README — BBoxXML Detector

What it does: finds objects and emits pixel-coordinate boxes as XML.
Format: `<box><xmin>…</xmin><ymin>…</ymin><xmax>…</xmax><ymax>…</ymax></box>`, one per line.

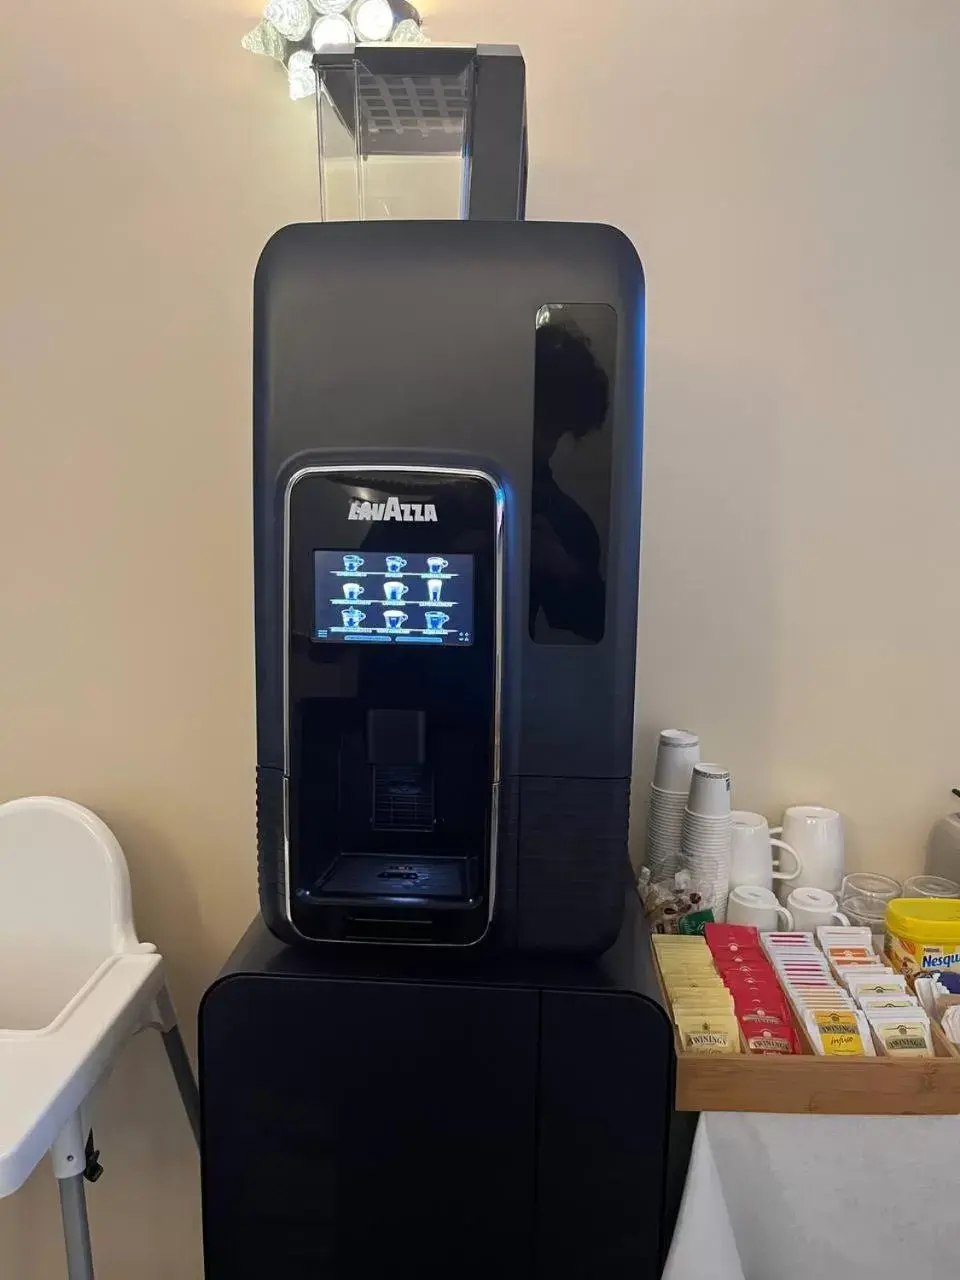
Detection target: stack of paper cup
<box><xmin>645</xmin><ymin>730</ymin><xmax>700</xmax><ymax>881</ymax></box>
<box><xmin>680</xmin><ymin>763</ymin><xmax>733</xmax><ymax>920</ymax></box>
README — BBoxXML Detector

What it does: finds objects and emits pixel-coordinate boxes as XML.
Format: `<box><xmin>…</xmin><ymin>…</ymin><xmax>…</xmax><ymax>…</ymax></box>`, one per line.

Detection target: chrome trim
<box><xmin>281</xmin><ymin>463</ymin><xmax>505</xmax><ymax>945</ymax></box>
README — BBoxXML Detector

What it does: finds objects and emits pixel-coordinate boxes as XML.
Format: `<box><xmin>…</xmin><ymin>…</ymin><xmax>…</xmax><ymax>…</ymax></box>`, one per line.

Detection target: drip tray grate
<box><xmin>314</xmin><ymin>855</ymin><xmax>469</xmax><ymax>900</ymax></box>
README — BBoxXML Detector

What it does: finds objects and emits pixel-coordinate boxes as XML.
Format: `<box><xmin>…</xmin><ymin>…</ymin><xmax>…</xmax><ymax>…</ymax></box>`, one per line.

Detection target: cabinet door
<box><xmin>536</xmin><ymin>990</ymin><xmax>673</xmax><ymax>1280</ymax></box>
<box><xmin>202</xmin><ymin>975</ymin><xmax>539</xmax><ymax>1279</ymax></box>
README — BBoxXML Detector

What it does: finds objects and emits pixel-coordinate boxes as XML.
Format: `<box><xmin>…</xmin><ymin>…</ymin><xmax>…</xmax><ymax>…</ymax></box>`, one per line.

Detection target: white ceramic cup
<box><xmin>773</xmin><ymin>805</ymin><xmax>844</xmax><ymax>899</ymax></box>
<box><xmin>652</xmin><ymin>729</ymin><xmax>700</xmax><ymax>792</ymax></box>
<box><xmin>729</xmin><ymin>811</ymin><xmax>803</xmax><ymax>893</ymax></box>
<box><xmin>785</xmin><ymin>886</ymin><xmax>849</xmax><ymax>930</ymax></box>
<box><xmin>726</xmin><ymin>885</ymin><xmax>794</xmax><ymax>932</ymax></box>
<box><xmin>687</xmin><ymin>764</ymin><xmax>731</xmax><ymax>817</ymax></box>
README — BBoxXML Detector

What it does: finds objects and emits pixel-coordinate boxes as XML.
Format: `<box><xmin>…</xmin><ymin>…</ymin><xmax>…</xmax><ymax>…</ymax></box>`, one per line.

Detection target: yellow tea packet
<box><xmin>674</xmin><ymin>1013</ymin><xmax>741</xmax><ymax>1055</ymax></box>
<box><xmin>804</xmin><ymin>1008</ymin><xmax>872</xmax><ymax>1056</ymax></box>
<box><xmin>867</xmin><ymin>1012</ymin><xmax>933</xmax><ymax>1058</ymax></box>
<box><xmin>670</xmin><ymin>989</ymin><xmax>736</xmax><ymax>1012</ymax></box>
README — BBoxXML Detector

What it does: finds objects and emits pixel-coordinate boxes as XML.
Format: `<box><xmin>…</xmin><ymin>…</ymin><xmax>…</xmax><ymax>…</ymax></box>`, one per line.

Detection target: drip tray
<box><xmin>314</xmin><ymin>854</ymin><xmax>472</xmax><ymax>901</ymax></box>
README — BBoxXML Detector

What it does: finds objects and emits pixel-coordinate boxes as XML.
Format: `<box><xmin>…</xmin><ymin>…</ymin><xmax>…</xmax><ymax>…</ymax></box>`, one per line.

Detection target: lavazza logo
<box><xmin>348</xmin><ymin>497</ymin><xmax>437</xmax><ymax>523</ymax></box>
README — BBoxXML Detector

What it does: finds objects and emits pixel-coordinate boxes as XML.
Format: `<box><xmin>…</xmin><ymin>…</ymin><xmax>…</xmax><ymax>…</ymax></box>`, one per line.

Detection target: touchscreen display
<box><xmin>313</xmin><ymin>551</ymin><xmax>475</xmax><ymax>646</ymax></box>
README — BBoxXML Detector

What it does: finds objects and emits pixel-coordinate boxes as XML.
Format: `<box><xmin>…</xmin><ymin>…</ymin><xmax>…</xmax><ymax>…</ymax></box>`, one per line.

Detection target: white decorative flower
<box><xmin>353</xmin><ymin>0</ymin><xmax>395</xmax><ymax>42</ymax></box>
<box><xmin>242</xmin><ymin>2</ymin><xmax>429</xmax><ymax>100</ymax></box>
<box><xmin>392</xmin><ymin>18</ymin><xmax>426</xmax><ymax>44</ymax></box>
<box><xmin>241</xmin><ymin>20</ymin><xmax>287</xmax><ymax>60</ymax></box>
<box><xmin>287</xmin><ymin>49</ymin><xmax>317</xmax><ymax>99</ymax></box>
<box><xmin>264</xmin><ymin>0</ymin><xmax>313</xmax><ymax>42</ymax></box>
<box><xmin>311</xmin><ymin>14</ymin><xmax>354</xmax><ymax>48</ymax></box>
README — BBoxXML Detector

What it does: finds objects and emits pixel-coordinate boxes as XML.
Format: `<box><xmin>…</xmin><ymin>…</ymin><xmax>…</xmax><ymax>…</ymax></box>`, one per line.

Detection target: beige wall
<box><xmin>1</xmin><ymin>1</ymin><xmax>958</xmax><ymax>1273</ymax></box>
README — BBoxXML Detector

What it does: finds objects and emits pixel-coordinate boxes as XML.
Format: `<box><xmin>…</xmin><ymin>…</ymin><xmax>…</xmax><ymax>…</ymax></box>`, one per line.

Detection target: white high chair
<box><xmin>0</xmin><ymin>796</ymin><xmax>200</xmax><ymax>1279</ymax></box>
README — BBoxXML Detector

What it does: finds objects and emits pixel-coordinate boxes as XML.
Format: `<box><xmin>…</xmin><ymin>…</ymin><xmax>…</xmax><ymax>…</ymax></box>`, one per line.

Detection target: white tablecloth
<box><xmin>664</xmin><ymin>1111</ymin><xmax>960</xmax><ymax>1280</ymax></box>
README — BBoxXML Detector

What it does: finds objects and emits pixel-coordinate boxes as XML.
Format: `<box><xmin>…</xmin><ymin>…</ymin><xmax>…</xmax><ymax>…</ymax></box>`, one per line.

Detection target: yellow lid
<box><xmin>885</xmin><ymin>897</ymin><xmax>960</xmax><ymax>943</ymax></box>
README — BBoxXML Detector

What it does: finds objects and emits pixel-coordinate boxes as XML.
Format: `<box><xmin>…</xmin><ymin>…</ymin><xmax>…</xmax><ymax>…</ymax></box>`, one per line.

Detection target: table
<box><xmin>664</xmin><ymin>1111</ymin><xmax>960</xmax><ymax>1279</ymax></box>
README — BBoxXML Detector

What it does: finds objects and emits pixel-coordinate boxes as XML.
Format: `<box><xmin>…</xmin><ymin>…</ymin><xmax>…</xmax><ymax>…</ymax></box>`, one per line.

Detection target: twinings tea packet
<box><xmin>858</xmin><ymin>994</ymin><xmax>921</xmax><ymax>1012</ymax></box>
<box><xmin>739</xmin><ymin>1019</ymin><xmax>800</xmax><ymax>1055</ymax></box>
<box><xmin>816</xmin><ymin>926</ymin><xmax>874</xmax><ymax>952</ymax></box>
<box><xmin>664</xmin><ymin>984</ymin><xmax>724</xmax><ymax>1005</ymax></box>
<box><xmin>826</xmin><ymin>948</ymin><xmax>875</xmax><ymax>964</ymax></box>
<box><xmin>660</xmin><ymin>966</ymin><xmax>721</xmax><ymax>986</ymax></box>
<box><xmin>703</xmin><ymin>924</ymin><xmax>761</xmax><ymax>951</ymax></box>
<box><xmin>846</xmin><ymin>973</ymin><xmax>907</xmax><ymax>1000</ymax></box>
<box><xmin>672</xmin><ymin>999</ymin><xmax>737</xmax><ymax>1020</ymax></box>
<box><xmin>653</xmin><ymin>933</ymin><xmax>708</xmax><ymax>948</ymax></box>
<box><xmin>832</xmin><ymin>958</ymin><xmax>887</xmax><ymax>976</ymax></box>
<box><xmin>658</xmin><ymin>952</ymin><xmax>717</xmax><ymax>968</ymax></box>
<box><xmin>867</xmin><ymin>1012</ymin><xmax>933</xmax><ymax>1058</ymax></box>
<box><xmin>674</xmin><ymin>1013</ymin><xmax>741</xmax><ymax>1055</ymax></box>
<box><xmin>804</xmin><ymin>1008</ymin><xmax>873</xmax><ymax>1056</ymax></box>
<box><xmin>657</xmin><ymin>948</ymin><xmax>715</xmax><ymax>966</ymax></box>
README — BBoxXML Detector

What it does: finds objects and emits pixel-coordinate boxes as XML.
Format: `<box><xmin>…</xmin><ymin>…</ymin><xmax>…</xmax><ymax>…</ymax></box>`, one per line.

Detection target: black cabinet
<box><xmin>200</xmin><ymin>893</ymin><xmax>674</xmax><ymax>1279</ymax></box>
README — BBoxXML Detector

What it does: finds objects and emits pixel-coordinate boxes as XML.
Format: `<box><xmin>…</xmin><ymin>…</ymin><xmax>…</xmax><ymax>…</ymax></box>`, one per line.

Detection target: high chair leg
<box><xmin>154</xmin><ymin>983</ymin><xmax>201</xmax><ymax>1148</ymax></box>
<box><xmin>52</xmin><ymin>1112</ymin><xmax>95</xmax><ymax>1280</ymax></box>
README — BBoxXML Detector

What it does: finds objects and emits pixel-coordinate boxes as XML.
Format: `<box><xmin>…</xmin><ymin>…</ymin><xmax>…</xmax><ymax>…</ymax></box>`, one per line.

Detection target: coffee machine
<box><xmin>255</xmin><ymin>219</ymin><xmax>644</xmax><ymax>951</ymax></box>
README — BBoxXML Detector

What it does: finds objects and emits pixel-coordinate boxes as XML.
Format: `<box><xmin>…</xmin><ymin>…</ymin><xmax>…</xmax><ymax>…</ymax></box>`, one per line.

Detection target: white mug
<box><xmin>785</xmin><ymin>886</ymin><xmax>849</xmax><ymax>931</ymax></box>
<box><xmin>773</xmin><ymin>805</ymin><xmax>844</xmax><ymax>901</ymax></box>
<box><xmin>726</xmin><ymin>885</ymin><xmax>794</xmax><ymax>932</ymax></box>
<box><xmin>729</xmin><ymin>811</ymin><xmax>803</xmax><ymax>893</ymax></box>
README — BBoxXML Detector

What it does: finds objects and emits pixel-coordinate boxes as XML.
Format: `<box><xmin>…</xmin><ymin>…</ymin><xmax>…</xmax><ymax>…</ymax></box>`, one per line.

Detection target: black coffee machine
<box><xmin>255</xmin><ymin>219</ymin><xmax>644</xmax><ymax>951</ymax></box>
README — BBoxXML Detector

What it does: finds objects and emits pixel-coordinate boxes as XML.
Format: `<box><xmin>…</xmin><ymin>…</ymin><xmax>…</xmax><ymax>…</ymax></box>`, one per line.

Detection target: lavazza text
<box><xmin>348</xmin><ymin>498</ymin><xmax>438</xmax><ymax>523</ymax></box>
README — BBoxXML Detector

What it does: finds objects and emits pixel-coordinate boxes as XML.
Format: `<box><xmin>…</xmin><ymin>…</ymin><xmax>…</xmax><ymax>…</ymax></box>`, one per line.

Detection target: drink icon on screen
<box><xmin>385</xmin><ymin>555</ymin><xmax>407</xmax><ymax>574</ymax></box>
<box><xmin>341</xmin><ymin>608</ymin><xmax>365</xmax><ymax>629</ymax></box>
<box><xmin>342</xmin><ymin>582</ymin><xmax>363</xmax><ymax>601</ymax></box>
<box><xmin>383</xmin><ymin>580</ymin><xmax>408</xmax><ymax>602</ymax></box>
<box><xmin>426</xmin><ymin>556</ymin><xmax>448</xmax><ymax>574</ymax></box>
<box><xmin>383</xmin><ymin>610</ymin><xmax>408</xmax><ymax>632</ymax></box>
<box><xmin>424</xmin><ymin>612</ymin><xmax>450</xmax><ymax>633</ymax></box>
<box><xmin>426</xmin><ymin>578</ymin><xmax>444</xmax><ymax>603</ymax></box>
<box><xmin>342</xmin><ymin>554</ymin><xmax>364</xmax><ymax>573</ymax></box>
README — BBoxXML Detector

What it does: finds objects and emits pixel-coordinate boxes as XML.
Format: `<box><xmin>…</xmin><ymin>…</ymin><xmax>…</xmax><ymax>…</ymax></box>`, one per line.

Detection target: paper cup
<box><xmin>687</xmin><ymin>764</ymin><xmax>731</xmax><ymax>817</ymax></box>
<box><xmin>652</xmin><ymin>729</ymin><xmax>700</xmax><ymax>792</ymax></box>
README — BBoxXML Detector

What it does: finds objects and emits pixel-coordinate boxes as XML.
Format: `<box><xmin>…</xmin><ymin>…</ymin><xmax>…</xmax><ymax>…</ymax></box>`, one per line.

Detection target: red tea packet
<box><xmin>704</xmin><ymin>924</ymin><xmax>761</xmax><ymax>953</ymax></box>
<box><xmin>739</xmin><ymin>1018</ymin><xmax>800</xmax><ymax>1055</ymax></box>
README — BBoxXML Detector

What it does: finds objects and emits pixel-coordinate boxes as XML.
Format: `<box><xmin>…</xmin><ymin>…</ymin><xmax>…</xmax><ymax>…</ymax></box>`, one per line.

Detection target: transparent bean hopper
<box><xmin>313</xmin><ymin>43</ymin><xmax>527</xmax><ymax>221</ymax></box>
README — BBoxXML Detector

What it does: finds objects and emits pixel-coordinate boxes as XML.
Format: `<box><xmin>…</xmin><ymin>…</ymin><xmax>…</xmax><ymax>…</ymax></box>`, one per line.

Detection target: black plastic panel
<box><xmin>201</xmin><ymin>975</ymin><xmax>539</xmax><ymax>1279</ymax></box>
<box><xmin>286</xmin><ymin>467</ymin><xmax>499</xmax><ymax>946</ymax></box>
<box><xmin>254</xmin><ymin>221</ymin><xmax>643</xmax><ymax>786</ymax></box>
<box><xmin>537</xmin><ymin>989</ymin><xmax>672</xmax><ymax>1277</ymax></box>
<box><xmin>530</xmin><ymin>304</ymin><xmax>617</xmax><ymax>645</ymax></box>
<box><xmin>517</xmin><ymin>777</ymin><xmax>631</xmax><ymax>954</ymax></box>
<box><xmin>256</xmin><ymin>766</ymin><xmax>295</xmax><ymax>946</ymax></box>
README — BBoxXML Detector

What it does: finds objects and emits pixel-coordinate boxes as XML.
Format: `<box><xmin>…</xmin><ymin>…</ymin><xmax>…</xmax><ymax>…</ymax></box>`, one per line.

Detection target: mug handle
<box><xmin>832</xmin><ymin>911</ymin><xmax>850</xmax><ymax>926</ymax></box>
<box><xmin>770</xmin><ymin>837</ymin><xmax>803</xmax><ymax>883</ymax></box>
<box><xmin>776</xmin><ymin>906</ymin><xmax>794</xmax><ymax>930</ymax></box>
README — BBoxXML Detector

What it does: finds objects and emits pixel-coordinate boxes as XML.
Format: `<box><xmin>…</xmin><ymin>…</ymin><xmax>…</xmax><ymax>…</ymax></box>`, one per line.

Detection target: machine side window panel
<box><xmin>529</xmin><ymin>304</ymin><xmax>617</xmax><ymax>645</ymax></box>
